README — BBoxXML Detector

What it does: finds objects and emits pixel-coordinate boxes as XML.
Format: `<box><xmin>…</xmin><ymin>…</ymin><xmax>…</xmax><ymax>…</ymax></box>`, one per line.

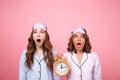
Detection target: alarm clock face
<box><xmin>55</xmin><ymin>61</ymin><xmax>69</xmax><ymax>76</ymax></box>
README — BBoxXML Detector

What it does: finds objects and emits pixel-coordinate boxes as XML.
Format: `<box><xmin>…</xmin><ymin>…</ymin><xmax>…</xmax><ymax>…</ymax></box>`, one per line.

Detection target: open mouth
<box><xmin>77</xmin><ymin>43</ymin><xmax>81</xmax><ymax>46</ymax></box>
<box><xmin>37</xmin><ymin>39</ymin><xmax>41</xmax><ymax>42</ymax></box>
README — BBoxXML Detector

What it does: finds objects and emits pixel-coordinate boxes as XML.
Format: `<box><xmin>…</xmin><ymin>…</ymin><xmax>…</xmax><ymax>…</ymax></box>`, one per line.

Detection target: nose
<box><xmin>77</xmin><ymin>37</ymin><xmax>81</xmax><ymax>41</ymax></box>
<box><xmin>37</xmin><ymin>33</ymin><xmax>40</xmax><ymax>37</ymax></box>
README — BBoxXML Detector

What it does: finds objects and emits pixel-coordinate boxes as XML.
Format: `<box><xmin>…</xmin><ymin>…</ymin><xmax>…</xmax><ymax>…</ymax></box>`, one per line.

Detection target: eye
<box><xmin>33</xmin><ymin>30</ymin><xmax>37</xmax><ymax>33</ymax></box>
<box><xmin>81</xmin><ymin>34</ymin><xmax>85</xmax><ymax>38</ymax></box>
<box><xmin>73</xmin><ymin>34</ymin><xmax>78</xmax><ymax>38</ymax></box>
<box><xmin>40</xmin><ymin>30</ymin><xmax>45</xmax><ymax>33</ymax></box>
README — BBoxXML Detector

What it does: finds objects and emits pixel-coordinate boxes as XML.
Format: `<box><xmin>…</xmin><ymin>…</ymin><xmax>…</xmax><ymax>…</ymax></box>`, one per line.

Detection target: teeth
<box><xmin>37</xmin><ymin>39</ymin><xmax>41</xmax><ymax>42</ymax></box>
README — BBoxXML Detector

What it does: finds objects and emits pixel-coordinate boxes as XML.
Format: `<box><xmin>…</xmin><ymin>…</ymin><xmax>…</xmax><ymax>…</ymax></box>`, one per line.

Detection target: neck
<box><xmin>36</xmin><ymin>47</ymin><xmax>43</xmax><ymax>59</ymax></box>
<box><xmin>36</xmin><ymin>47</ymin><xmax>43</xmax><ymax>54</ymax></box>
<box><xmin>76</xmin><ymin>50</ymin><xmax>83</xmax><ymax>54</ymax></box>
<box><xmin>36</xmin><ymin>46</ymin><xmax>42</xmax><ymax>50</ymax></box>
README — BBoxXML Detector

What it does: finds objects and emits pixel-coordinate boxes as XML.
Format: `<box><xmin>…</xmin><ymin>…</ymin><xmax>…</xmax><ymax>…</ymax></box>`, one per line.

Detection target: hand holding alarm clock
<box><xmin>53</xmin><ymin>54</ymin><xmax>70</xmax><ymax>76</ymax></box>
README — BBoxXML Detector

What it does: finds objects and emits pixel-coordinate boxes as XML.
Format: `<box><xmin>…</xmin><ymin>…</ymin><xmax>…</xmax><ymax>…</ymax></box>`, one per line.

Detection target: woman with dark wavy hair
<box><xmin>19</xmin><ymin>23</ymin><xmax>58</xmax><ymax>80</ymax></box>
<box><xmin>63</xmin><ymin>27</ymin><xmax>102</xmax><ymax>80</ymax></box>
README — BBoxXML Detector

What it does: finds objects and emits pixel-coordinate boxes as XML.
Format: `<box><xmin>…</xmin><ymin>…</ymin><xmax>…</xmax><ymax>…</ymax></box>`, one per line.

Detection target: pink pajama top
<box><xmin>64</xmin><ymin>52</ymin><xmax>102</xmax><ymax>80</ymax></box>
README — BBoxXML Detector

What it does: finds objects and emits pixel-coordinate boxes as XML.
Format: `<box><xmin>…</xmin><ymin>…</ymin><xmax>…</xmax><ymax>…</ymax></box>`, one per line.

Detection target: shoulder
<box><xmin>20</xmin><ymin>49</ymin><xmax>27</xmax><ymax>59</ymax></box>
<box><xmin>19</xmin><ymin>49</ymin><xmax>27</xmax><ymax>67</ymax></box>
<box><xmin>52</xmin><ymin>48</ymin><xmax>57</xmax><ymax>57</ymax></box>
<box><xmin>52</xmin><ymin>48</ymin><xmax>57</xmax><ymax>54</ymax></box>
<box><xmin>63</xmin><ymin>52</ymin><xmax>72</xmax><ymax>58</ymax></box>
<box><xmin>87</xmin><ymin>52</ymin><xmax>99</xmax><ymax>57</ymax></box>
<box><xmin>87</xmin><ymin>52</ymin><xmax>100</xmax><ymax>62</ymax></box>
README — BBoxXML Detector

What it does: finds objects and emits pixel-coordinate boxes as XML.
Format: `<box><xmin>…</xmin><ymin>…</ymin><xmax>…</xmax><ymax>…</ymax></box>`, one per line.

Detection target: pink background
<box><xmin>0</xmin><ymin>0</ymin><xmax>120</xmax><ymax>80</ymax></box>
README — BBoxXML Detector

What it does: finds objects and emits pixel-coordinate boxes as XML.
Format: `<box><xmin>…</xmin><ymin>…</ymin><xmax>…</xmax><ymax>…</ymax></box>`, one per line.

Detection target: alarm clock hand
<box><xmin>61</xmin><ymin>63</ymin><xmax>63</xmax><ymax>69</ymax></box>
<box><xmin>61</xmin><ymin>66</ymin><xmax>67</xmax><ymax>68</ymax></box>
<box><xmin>61</xmin><ymin>63</ymin><xmax>67</xmax><ymax>69</ymax></box>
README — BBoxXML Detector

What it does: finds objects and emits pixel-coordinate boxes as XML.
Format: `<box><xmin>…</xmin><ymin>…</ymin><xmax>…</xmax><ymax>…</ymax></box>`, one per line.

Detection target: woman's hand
<box><xmin>54</xmin><ymin>53</ymin><xmax>63</xmax><ymax>61</ymax></box>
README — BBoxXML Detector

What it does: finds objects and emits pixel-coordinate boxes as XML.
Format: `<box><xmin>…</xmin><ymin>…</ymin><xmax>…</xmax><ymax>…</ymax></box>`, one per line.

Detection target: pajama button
<box><xmin>38</xmin><ymin>71</ymin><xmax>40</xmax><ymax>73</ymax></box>
<box><xmin>80</xmin><ymin>75</ymin><xmax>82</xmax><ymax>77</ymax></box>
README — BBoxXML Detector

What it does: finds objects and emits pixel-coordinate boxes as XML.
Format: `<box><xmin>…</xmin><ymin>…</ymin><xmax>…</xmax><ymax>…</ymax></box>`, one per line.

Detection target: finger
<box><xmin>58</xmin><ymin>53</ymin><xmax>63</xmax><ymax>58</ymax></box>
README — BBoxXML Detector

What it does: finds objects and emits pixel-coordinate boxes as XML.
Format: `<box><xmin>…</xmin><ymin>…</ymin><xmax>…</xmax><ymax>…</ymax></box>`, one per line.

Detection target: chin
<box><xmin>36</xmin><ymin>45</ymin><xmax>42</xmax><ymax>48</ymax></box>
<box><xmin>77</xmin><ymin>48</ymin><xmax>82</xmax><ymax>51</ymax></box>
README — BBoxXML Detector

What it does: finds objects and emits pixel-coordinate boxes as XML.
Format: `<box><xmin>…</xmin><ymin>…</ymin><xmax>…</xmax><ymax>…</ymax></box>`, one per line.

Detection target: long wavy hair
<box><xmin>25</xmin><ymin>30</ymin><xmax>54</xmax><ymax>70</ymax></box>
<box><xmin>67</xmin><ymin>28</ymin><xmax>92</xmax><ymax>53</ymax></box>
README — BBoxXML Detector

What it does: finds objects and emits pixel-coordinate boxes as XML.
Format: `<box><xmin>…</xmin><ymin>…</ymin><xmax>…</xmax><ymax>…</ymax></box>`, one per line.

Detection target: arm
<box><xmin>92</xmin><ymin>53</ymin><xmax>102</xmax><ymax>80</ymax></box>
<box><xmin>19</xmin><ymin>50</ymin><xmax>28</xmax><ymax>80</ymax></box>
<box><xmin>52</xmin><ymin>49</ymin><xmax>62</xmax><ymax>80</ymax></box>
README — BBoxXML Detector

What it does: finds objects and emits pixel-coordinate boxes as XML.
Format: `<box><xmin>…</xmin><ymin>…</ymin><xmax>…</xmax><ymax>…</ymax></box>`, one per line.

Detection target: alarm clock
<box><xmin>53</xmin><ymin>56</ymin><xmax>70</xmax><ymax>76</ymax></box>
